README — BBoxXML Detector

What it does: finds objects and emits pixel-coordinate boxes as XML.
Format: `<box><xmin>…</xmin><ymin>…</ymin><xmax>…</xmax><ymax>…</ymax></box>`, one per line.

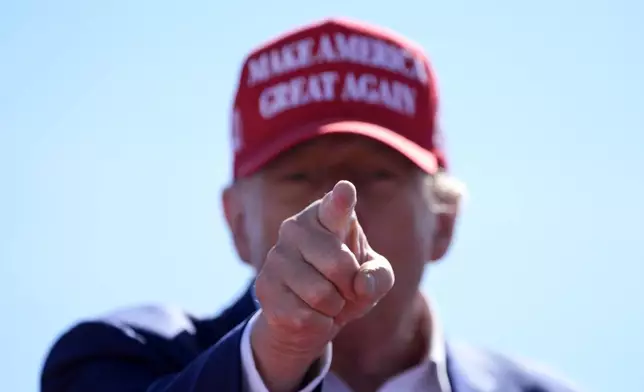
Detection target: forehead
<box><xmin>261</xmin><ymin>134</ymin><xmax>417</xmax><ymax>171</ymax></box>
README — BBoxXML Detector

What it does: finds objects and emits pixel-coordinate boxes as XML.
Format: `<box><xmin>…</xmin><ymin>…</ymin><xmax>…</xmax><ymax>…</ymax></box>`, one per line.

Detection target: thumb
<box><xmin>352</xmin><ymin>251</ymin><xmax>395</xmax><ymax>302</ymax></box>
<box><xmin>317</xmin><ymin>180</ymin><xmax>357</xmax><ymax>240</ymax></box>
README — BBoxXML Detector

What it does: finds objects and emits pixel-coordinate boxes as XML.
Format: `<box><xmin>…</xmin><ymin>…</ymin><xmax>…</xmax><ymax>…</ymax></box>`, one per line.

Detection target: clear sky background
<box><xmin>2</xmin><ymin>1</ymin><xmax>643</xmax><ymax>391</ymax></box>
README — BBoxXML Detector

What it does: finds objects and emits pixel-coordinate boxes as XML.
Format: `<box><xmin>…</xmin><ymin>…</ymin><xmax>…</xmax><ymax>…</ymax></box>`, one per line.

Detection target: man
<box><xmin>41</xmin><ymin>17</ymin><xmax>580</xmax><ymax>392</ymax></box>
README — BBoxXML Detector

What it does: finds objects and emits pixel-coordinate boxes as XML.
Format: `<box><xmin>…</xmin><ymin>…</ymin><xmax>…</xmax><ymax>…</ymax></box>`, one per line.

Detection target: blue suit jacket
<box><xmin>41</xmin><ymin>283</ymin><xmax>580</xmax><ymax>392</ymax></box>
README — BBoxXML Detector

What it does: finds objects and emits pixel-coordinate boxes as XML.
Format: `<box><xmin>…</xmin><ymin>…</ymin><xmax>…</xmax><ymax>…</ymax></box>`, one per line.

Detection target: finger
<box><xmin>352</xmin><ymin>250</ymin><xmax>395</xmax><ymax>303</ymax></box>
<box><xmin>259</xmin><ymin>281</ymin><xmax>336</xmax><ymax>343</ymax></box>
<box><xmin>330</xmin><ymin>251</ymin><xmax>395</xmax><ymax>327</ymax></box>
<box><xmin>344</xmin><ymin>215</ymin><xmax>368</xmax><ymax>264</ymax></box>
<box><xmin>317</xmin><ymin>181</ymin><xmax>357</xmax><ymax>240</ymax></box>
<box><xmin>272</xmin><ymin>243</ymin><xmax>347</xmax><ymax>317</ymax></box>
<box><xmin>279</xmin><ymin>219</ymin><xmax>359</xmax><ymax>301</ymax></box>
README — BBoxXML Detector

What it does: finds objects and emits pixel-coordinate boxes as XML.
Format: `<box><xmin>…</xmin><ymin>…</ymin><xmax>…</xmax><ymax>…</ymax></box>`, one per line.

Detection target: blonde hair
<box><xmin>426</xmin><ymin>170</ymin><xmax>467</xmax><ymax>214</ymax></box>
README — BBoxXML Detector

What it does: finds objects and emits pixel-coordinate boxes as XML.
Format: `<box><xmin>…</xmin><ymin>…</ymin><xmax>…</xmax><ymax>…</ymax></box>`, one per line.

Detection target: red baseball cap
<box><xmin>230</xmin><ymin>17</ymin><xmax>447</xmax><ymax>179</ymax></box>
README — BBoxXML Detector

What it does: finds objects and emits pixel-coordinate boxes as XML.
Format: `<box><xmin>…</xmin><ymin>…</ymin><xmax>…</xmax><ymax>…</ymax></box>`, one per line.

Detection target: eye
<box><xmin>371</xmin><ymin>169</ymin><xmax>396</xmax><ymax>180</ymax></box>
<box><xmin>282</xmin><ymin>172</ymin><xmax>312</xmax><ymax>182</ymax></box>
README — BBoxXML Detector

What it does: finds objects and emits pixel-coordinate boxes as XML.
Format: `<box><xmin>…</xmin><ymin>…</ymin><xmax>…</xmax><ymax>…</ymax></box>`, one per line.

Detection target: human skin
<box><xmin>222</xmin><ymin>134</ymin><xmax>457</xmax><ymax>392</ymax></box>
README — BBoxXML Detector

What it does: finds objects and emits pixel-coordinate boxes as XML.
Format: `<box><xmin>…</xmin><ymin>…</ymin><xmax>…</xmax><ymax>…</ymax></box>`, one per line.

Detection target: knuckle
<box><xmin>265</xmin><ymin>307</ymin><xmax>332</xmax><ymax>354</ymax></box>
<box><xmin>266</xmin><ymin>241</ymin><xmax>300</xmax><ymax>273</ymax></box>
<box><xmin>296</xmin><ymin>199</ymin><xmax>322</xmax><ymax>219</ymax></box>
<box><xmin>288</xmin><ymin>307</ymin><xmax>321</xmax><ymax>330</ymax></box>
<box><xmin>253</xmin><ymin>271</ymin><xmax>273</xmax><ymax>304</ymax></box>
<box><xmin>278</xmin><ymin>218</ymin><xmax>300</xmax><ymax>240</ymax></box>
<box><xmin>306</xmin><ymin>280</ymin><xmax>344</xmax><ymax>312</ymax></box>
<box><xmin>324</xmin><ymin>245</ymin><xmax>356</xmax><ymax>280</ymax></box>
<box><xmin>266</xmin><ymin>243</ymin><xmax>288</xmax><ymax>265</ymax></box>
<box><xmin>271</xmin><ymin>306</ymin><xmax>315</xmax><ymax>331</ymax></box>
<box><xmin>308</xmin><ymin>280</ymin><xmax>335</xmax><ymax>304</ymax></box>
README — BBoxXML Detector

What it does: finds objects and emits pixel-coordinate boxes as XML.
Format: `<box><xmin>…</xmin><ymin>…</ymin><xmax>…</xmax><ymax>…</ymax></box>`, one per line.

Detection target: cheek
<box><xmin>245</xmin><ymin>222</ymin><xmax>270</xmax><ymax>270</ymax></box>
<box><xmin>359</xmin><ymin>198</ymin><xmax>435</xmax><ymax>264</ymax></box>
<box><xmin>242</xmin><ymin>201</ymin><xmax>273</xmax><ymax>270</ymax></box>
<box><xmin>244</xmin><ymin>201</ymin><xmax>295</xmax><ymax>270</ymax></box>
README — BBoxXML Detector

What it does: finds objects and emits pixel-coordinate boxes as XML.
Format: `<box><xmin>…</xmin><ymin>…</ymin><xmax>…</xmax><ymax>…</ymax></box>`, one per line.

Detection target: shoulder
<box><xmin>96</xmin><ymin>303</ymin><xmax>198</xmax><ymax>340</ymax></box>
<box><xmin>42</xmin><ymin>287</ymin><xmax>257</xmax><ymax>389</ymax></box>
<box><xmin>43</xmin><ymin>303</ymin><xmax>204</xmax><ymax>372</ymax></box>
<box><xmin>449</xmin><ymin>342</ymin><xmax>583</xmax><ymax>392</ymax></box>
<box><xmin>41</xmin><ymin>301</ymin><xmax>256</xmax><ymax>392</ymax></box>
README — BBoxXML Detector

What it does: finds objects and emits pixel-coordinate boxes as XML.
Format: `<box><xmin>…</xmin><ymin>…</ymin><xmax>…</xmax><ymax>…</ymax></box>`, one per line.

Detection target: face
<box><xmin>223</xmin><ymin>134</ymin><xmax>455</xmax><ymax>305</ymax></box>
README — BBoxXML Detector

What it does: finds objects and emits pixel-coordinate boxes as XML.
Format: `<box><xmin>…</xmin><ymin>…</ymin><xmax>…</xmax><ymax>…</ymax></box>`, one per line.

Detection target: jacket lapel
<box><xmin>222</xmin><ymin>285</ymin><xmax>510</xmax><ymax>392</ymax></box>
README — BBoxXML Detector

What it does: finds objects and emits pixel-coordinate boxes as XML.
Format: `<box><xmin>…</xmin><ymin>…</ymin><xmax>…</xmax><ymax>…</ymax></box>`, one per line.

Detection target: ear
<box><xmin>429</xmin><ymin>203</ymin><xmax>459</xmax><ymax>262</ymax></box>
<box><xmin>222</xmin><ymin>184</ymin><xmax>252</xmax><ymax>265</ymax></box>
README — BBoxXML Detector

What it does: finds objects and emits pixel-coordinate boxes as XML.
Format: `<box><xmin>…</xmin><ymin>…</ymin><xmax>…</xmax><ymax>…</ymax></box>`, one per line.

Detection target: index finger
<box><xmin>317</xmin><ymin>181</ymin><xmax>357</xmax><ymax>240</ymax></box>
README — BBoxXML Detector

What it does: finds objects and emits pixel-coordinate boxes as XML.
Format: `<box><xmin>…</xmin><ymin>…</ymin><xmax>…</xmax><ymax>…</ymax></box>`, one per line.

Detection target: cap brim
<box><xmin>236</xmin><ymin>120</ymin><xmax>439</xmax><ymax>178</ymax></box>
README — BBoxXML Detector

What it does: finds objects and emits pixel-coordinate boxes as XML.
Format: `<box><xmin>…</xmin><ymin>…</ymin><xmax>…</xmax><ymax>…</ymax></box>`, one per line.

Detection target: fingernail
<box><xmin>364</xmin><ymin>272</ymin><xmax>376</xmax><ymax>296</ymax></box>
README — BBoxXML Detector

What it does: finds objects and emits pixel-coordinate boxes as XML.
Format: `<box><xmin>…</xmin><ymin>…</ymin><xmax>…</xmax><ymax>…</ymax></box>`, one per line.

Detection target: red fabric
<box><xmin>230</xmin><ymin>17</ymin><xmax>447</xmax><ymax>178</ymax></box>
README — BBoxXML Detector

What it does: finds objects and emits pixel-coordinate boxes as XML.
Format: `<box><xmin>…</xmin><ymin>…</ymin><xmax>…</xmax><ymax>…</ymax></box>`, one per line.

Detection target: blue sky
<box><xmin>2</xmin><ymin>1</ymin><xmax>643</xmax><ymax>391</ymax></box>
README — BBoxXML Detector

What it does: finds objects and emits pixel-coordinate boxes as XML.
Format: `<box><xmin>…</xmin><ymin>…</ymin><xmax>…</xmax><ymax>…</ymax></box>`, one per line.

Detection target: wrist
<box><xmin>250</xmin><ymin>313</ymin><xmax>324</xmax><ymax>392</ymax></box>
